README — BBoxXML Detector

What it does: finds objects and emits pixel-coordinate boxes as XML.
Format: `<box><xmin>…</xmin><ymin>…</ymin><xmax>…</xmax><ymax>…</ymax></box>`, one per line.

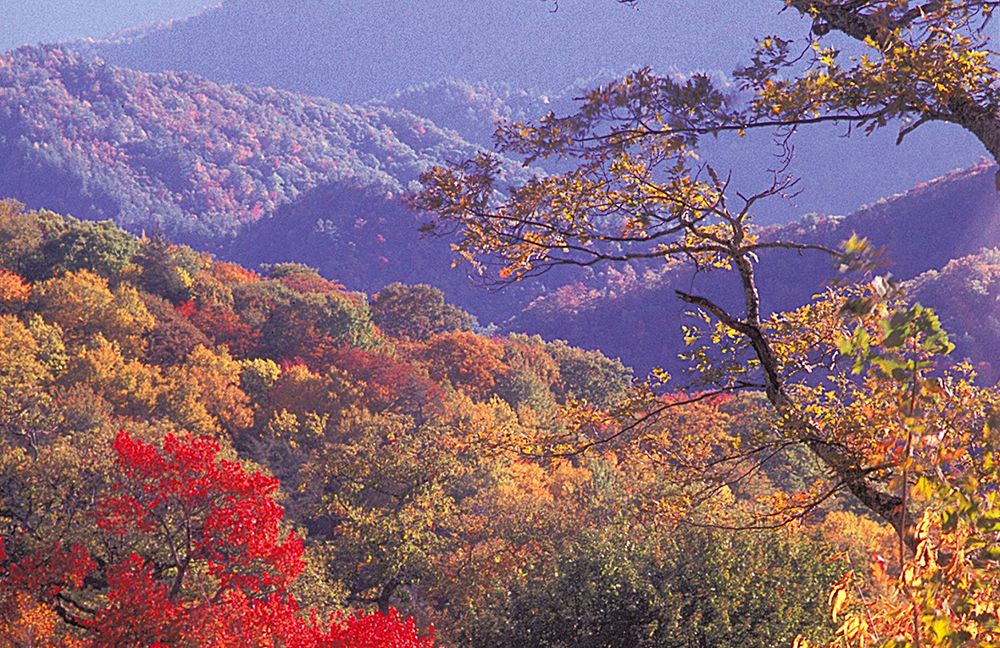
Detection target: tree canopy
<box><xmin>1</xmin><ymin>202</ymin><xmax>858</xmax><ymax>647</ymax></box>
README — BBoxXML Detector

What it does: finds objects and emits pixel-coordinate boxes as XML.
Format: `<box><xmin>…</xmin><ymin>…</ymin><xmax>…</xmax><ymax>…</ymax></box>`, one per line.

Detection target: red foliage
<box><xmin>175</xmin><ymin>299</ymin><xmax>198</xmax><ymax>318</ymax></box>
<box><xmin>1</xmin><ymin>543</ymin><xmax>94</xmax><ymax>603</ymax></box>
<box><xmin>187</xmin><ymin>302</ymin><xmax>262</xmax><ymax>357</ymax></box>
<box><xmin>88</xmin><ymin>554</ymin><xmax>190</xmax><ymax>647</ymax></box>
<box><xmin>101</xmin><ymin>431</ymin><xmax>304</xmax><ymax>592</ymax></box>
<box><xmin>0</xmin><ymin>431</ymin><xmax>435</xmax><ymax>647</ymax></box>
<box><xmin>0</xmin><ymin>269</ymin><xmax>31</xmax><ymax>307</ymax></box>
<box><xmin>327</xmin><ymin>347</ymin><xmax>443</xmax><ymax>415</ymax></box>
<box><xmin>326</xmin><ymin>609</ymin><xmax>435</xmax><ymax>648</ymax></box>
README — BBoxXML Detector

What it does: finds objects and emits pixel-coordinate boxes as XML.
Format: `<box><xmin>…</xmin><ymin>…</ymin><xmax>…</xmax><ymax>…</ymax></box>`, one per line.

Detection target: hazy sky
<box><xmin>1</xmin><ymin>0</ymin><xmax>799</xmax><ymax>70</ymax></box>
<box><xmin>0</xmin><ymin>0</ymin><xmax>212</xmax><ymax>50</ymax></box>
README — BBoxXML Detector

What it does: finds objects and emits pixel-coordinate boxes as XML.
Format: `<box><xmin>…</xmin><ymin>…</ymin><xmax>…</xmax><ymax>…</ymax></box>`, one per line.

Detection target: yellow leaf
<box><xmin>829</xmin><ymin>586</ymin><xmax>847</xmax><ymax>622</ymax></box>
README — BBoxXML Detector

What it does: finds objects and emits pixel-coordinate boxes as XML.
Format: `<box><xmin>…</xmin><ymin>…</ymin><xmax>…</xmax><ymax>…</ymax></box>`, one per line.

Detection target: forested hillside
<box><xmin>0</xmin><ymin>45</ymin><xmax>525</xmax><ymax>242</ymax></box>
<box><xmin>0</xmin><ymin>45</ymin><xmax>561</xmax><ymax>320</ymax></box>
<box><xmin>0</xmin><ymin>201</ymin><xmax>868</xmax><ymax>646</ymax></box>
<box><xmin>4</xmin><ymin>45</ymin><xmax>1000</xmax><ymax>366</ymax></box>
<box><xmin>3</xmin><ymin>1</ymin><xmax>1000</xmax><ymax>646</ymax></box>
<box><xmin>377</xmin><ymin>80</ymin><xmax>569</xmax><ymax>150</ymax></box>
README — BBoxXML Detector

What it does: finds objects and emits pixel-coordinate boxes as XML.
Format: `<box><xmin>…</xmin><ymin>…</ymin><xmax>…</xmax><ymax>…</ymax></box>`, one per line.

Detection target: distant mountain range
<box><xmin>0</xmin><ymin>45</ymin><xmax>559</xmax><ymax>321</ymax></box>
<box><xmin>68</xmin><ymin>0</ymin><xmax>985</xmax><ymax>223</ymax></box>
<box><xmin>76</xmin><ymin>0</ymin><xmax>786</xmax><ymax>103</ymax></box>
<box><xmin>0</xmin><ymin>45</ymin><xmax>523</xmax><ymax>240</ymax></box>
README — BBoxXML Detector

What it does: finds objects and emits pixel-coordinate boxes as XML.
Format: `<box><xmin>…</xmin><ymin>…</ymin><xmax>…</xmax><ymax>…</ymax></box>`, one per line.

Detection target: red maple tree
<box><xmin>0</xmin><ymin>431</ymin><xmax>434</xmax><ymax>647</ymax></box>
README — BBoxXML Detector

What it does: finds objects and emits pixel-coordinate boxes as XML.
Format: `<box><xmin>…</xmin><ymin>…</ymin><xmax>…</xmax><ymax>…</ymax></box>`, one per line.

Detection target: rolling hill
<box><xmin>77</xmin><ymin>0</ymin><xmax>787</xmax><ymax>104</ymax></box>
<box><xmin>3</xmin><ymin>45</ymin><xmax>1000</xmax><ymax>381</ymax></box>
<box><xmin>0</xmin><ymin>45</ymin><xmax>552</xmax><ymax>320</ymax></box>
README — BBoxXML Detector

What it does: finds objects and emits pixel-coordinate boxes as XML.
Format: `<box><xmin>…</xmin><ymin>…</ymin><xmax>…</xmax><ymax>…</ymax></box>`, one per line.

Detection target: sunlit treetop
<box><xmin>749</xmin><ymin>1</ymin><xmax>1000</xmax><ymax>158</ymax></box>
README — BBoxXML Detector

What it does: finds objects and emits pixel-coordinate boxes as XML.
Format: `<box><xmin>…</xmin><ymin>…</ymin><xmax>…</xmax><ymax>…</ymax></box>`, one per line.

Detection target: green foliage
<box><xmin>0</xmin><ymin>200</ymin><xmax>43</xmax><ymax>273</ymax></box>
<box><xmin>0</xmin><ymin>201</ymin><xmax>137</xmax><ymax>281</ymax></box>
<box><xmin>371</xmin><ymin>283</ymin><xmax>476</xmax><ymax>341</ymax></box>
<box><xmin>304</xmin><ymin>410</ymin><xmax>462</xmax><ymax>612</ymax></box>
<box><xmin>133</xmin><ymin>232</ymin><xmax>198</xmax><ymax>303</ymax></box>
<box><xmin>493</xmin><ymin>334</ymin><xmax>560</xmax><ymax>413</ymax></box>
<box><xmin>264</xmin><ymin>262</ymin><xmax>325</xmax><ymax>280</ymax></box>
<box><xmin>239</xmin><ymin>357</ymin><xmax>282</xmax><ymax>400</ymax></box>
<box><xmin>464</xmin><ymin>525</ymin><xmax>839</xmax><ymax>648</ymax></box>
<box><xmin>22</xmin><ymin>216</ymin><xmax>138</xmax><ymax>281</ymax></box>
<box><xmin>839</xmin><ymin>301</ymin><xmax>954</xmax><ymax>381</ymax></box>
<box><xmin>545</xmin><ymin>339</ymin><xmax>634</xmax><ymax>409</ymax></box>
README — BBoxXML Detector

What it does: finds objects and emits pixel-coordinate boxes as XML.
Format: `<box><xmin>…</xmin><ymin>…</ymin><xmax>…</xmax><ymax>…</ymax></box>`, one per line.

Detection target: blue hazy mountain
<box><xmin>74</xmin><ymin>0</ymin><xmax>985</xmax><ymax>224</ymax></box>
<box><xmin>1</xmin><ymin>44</ymin><xmax>998</xmax><ymax>377</ymax></box>
<box><xmin>80</xmin><ymin>0</ymin><xmax>789</xmax><ymax>102</ymax></box>
<box><xmin>512</xmin><ymin>163</ymin><xmax>1000</xmax><ymax>377</ymax></box>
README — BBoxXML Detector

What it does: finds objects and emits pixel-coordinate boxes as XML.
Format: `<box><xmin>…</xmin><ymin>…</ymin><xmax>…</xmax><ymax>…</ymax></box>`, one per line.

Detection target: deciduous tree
<box><xmin>1</xmin><ymin>430</ymin><xmax>436</xmax><ymax>647</ymax></box>
<box><xmin>411</xmin><ymin>32</ymin><xmax>1000</xmax><ymax>643</ymax></box>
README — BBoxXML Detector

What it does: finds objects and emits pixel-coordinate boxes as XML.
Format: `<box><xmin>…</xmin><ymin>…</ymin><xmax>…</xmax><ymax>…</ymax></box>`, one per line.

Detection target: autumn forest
<box><xmin>3</xmin><ymin>1</ymin><xmax>1000</xmax><ymax>647</ymax></box>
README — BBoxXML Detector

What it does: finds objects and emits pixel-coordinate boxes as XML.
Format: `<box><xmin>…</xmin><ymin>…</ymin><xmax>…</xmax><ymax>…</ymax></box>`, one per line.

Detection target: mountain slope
<box><xmin>0</xmin><ymin>45</ymin><xmax>556</xmax><ymax>320</ymax></box>
<box><xmin>69</xmin><ymin>0</ymin><xmax>986</xmax><ymax>226</ymax></box>
<box><xmin>4</xmin><ymin>46</ymin><xmax>1000</xmax><ymax>373</ymax></box>
<box><xmin>907</xmin><ymin>247</ymin><xmax>1000</xmax><ymax>380</ymax></box>
<box><xmin>0</xmin><ymin>45</ymin><xmax>515</xmax><ymax>241</ymax></box>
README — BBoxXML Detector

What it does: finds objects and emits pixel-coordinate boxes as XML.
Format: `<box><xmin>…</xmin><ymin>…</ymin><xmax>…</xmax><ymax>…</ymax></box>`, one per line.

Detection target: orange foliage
<box><xmin>210</xmin><ymin>261</ymin><xmax>261</xmax><ymax>285</ymax></box>
<box><xmin>0</xmin><ymin>592</ymin><xmax>84</xmax><ymax>648</ymax></box>
<box><xmin>0</xmin><ymin>270</ymin><xmax>29</xmax><ymax>310</ymax></box>
<box><xmin>276</xmin><ymin>272</ymin><xmax>345</xmax><ymax>295</ymax></box>
<box><xmin>415</xmin><ymin>331</ymin><xmax>508</xmax><ymax>400</ymax></box>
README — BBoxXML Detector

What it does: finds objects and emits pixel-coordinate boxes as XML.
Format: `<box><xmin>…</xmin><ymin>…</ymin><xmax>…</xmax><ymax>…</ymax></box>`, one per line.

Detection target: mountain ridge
<box><xmin>65</xmin><ymin>0</ymin><xmax>985</xmax><ymax>224</ymax></box>
<box><xmin>0</xmin><ymin>45</ymin><xmax>550</xmax><ymax>321</ymax></box>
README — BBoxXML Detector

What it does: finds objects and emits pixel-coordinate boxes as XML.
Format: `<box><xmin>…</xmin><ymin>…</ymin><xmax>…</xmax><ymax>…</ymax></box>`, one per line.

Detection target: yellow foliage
<box><xmin>0</xmin><ymin>314</ymin><xmax>52</xmax><ymax>393</ymax></box>
<box><xmin>33</xmin><ymin>270</ymin><xmax>154</xmax><ymax>357</ymax></box>
<box><xmin>0</xmin><ymin>593</ymin><xmax>84</xmax><ymax>648</ymax></box>
<box><xmin>181</xmin><ymin>344</ymin><xmax>254</xmax><ymax>434</ymax></box>
<box><xmin>62</xmin><ymin>334</ymin><xmax>164</xmax><ymax>417</ymax></box>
